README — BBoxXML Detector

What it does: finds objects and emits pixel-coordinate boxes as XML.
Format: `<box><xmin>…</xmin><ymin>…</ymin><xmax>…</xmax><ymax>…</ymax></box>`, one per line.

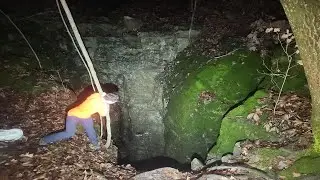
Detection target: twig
<box><xmin>17</xmin><ymin>10</ymin><xmax>57</xmax><ymax>21</ymax></box>
<box><xmin>271</xmin><ymin>77</ymin><xmax>281</xmax><ymax>90</ymax></box>
<box><xmin>262</xmin><ymin>30</ymin><xmax>298</xmax><ymax>115</ymax></box>
<box><xmin>272</xmin><ymin>33</ymin><xmax>294</xmax><ymax>115</ymax></box>
<box><xmin>262</xmin><ymin>58</ymin><xmax>272</xmax><ymax>73</ymax></box>
<box><xmin>257</xmin><ymin>70</ymin><xmax>286</xmax><ymax>77</ymax></box>
<box><xmin>0</xmin><ymin>9</ymin><xmax>42</xmax><ymax>69</ymax></box>
<box><xmin>188</xmin><ymin>0</ymin><xmax>197</xmax><ymax>41</ymax></box>
<box><xmin>260</xmin><ymin>58</ymin><xmax>282</xmax><ymax>90</ymax></box>
<box><xmin>214</xmin><ymin>48</ymin><xmax>239</xmax><ymax>59</ymax></box>
<box><xmin>273</xmin><ymin>54</ymin><xmax>292</xmax><ymax>114</ymax></box>
<box><xmin>56</xmin><ymin>70</ymin><xmax>67</xmax><ymax>91</ymax></box>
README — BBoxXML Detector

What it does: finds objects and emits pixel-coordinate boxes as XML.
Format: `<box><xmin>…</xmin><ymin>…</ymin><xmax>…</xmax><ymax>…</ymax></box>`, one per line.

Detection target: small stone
<box><xmin>233</xmin><ymin>142</ymin><xmax>242</xmax><ymax>157</ymax></box>
<box><xmin>205</xmin><ymin>154</ymin><xmax>221</xmax><ymax>165</ymax></box>
<box><xmin>132</xmin><ymin>167</ymin><xmax>184</xmax><ymax>180</ymax></box>
<box><xmin>277</xmin><ymin>160</ymin><xmax>287</xmax><ymax>170</ymax></box>
<box><xmin>10</xmin><ymin>159</ymin><xmax>18</xmax><ymax>163</ymax></box>
<box><xmin>197</xmin><ymin>174</ymin><xmax>230</xmax><ymax>180</ymax></box>
<box><xmin>191</xmin><ymin>158</ymin><xmax>204</xmax><ymax>171</ymax></box>
<box><xmin>293</xmin><ymin>172</ymin><xmax>301</xmax><ymax>177</ymax></box>
<box><xmin>16</xmin><ymin>173</ymin><xmax>23</xmax><ymax>178</ymax></box>
<box><xmin>221</xmin><ymin>154</ymin><xmax>234</xmax><ymax>163</ymax></box>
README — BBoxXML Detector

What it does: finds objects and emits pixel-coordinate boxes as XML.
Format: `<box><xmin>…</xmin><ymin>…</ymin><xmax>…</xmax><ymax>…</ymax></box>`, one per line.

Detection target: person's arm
<box><xmin>99</xmin><ymin>93</ymin><xmax>119</xmax><ymax>139</ymax></box>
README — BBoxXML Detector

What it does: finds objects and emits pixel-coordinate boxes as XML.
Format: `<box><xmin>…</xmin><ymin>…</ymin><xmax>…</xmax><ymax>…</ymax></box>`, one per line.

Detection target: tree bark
<box><xmin>281</xmin><ymin>0</ymin><xmax>320</xmax><ymax>151</ymax></box>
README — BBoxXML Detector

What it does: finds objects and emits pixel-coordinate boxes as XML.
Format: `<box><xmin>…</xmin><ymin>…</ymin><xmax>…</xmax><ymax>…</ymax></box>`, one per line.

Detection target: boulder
<box><xmin>164</xmin><ymin>49</ymin><xmax>266</xmax><ymax>163</ymax></box>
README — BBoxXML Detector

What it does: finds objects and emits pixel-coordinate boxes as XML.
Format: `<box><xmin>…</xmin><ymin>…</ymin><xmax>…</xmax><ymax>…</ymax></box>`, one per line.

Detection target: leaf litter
<box><xmin>0</xmin><ymin>87</ymin><xmax>136</xmax><ymax>179</ymax></box>
<box><xmin>246</xmin><ymin>91</ymin><xmax>312</xmax><ymax>148</ymax></box>
<box><xmin>238</xmin><ymin>91</ymin><xmax>313</xmax><ymax>173</ymax></box>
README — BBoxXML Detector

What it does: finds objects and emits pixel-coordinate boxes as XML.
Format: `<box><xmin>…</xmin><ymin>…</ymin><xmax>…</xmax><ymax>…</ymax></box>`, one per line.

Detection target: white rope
<box><xmin>58</xmin><ymin>0</ymin><xmax>112</xmax><ymax>148</ymax></box>
<box><xmin>56</xmin><ymin>0</ymin><xmax>95</xmax><ymax>92</ymax></box>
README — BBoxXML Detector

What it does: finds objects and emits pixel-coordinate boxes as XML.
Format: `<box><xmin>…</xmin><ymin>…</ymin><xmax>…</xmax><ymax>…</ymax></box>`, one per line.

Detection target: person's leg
<box><xmin>41</xmin><ymin>116</ymin><xmax>78</xmax><ymax>144</ymax></box>
<box><xmin>80</xmin><ymin>118</ymin><xmax>99</xmax><ymax>146</ymax></box>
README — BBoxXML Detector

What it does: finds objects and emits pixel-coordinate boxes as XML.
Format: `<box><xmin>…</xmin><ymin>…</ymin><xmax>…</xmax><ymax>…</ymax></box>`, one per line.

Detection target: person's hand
<box><xmin>102</xmin><ymin>93</ymin><xmax>119</xmax><ymax>104</ymax></box>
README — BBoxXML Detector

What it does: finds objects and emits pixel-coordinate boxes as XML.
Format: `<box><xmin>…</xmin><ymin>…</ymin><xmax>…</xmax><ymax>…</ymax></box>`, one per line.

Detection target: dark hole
<box><xmin>118</xmin><ymin>156</ymin><xmax>191</xmax><ymax>172</ymax></box>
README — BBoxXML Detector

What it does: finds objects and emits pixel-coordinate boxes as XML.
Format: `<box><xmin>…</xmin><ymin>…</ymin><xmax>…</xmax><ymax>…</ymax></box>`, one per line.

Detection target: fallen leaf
<box><xmin>293</xmin><ymin>172</ymin><xmax>301</xmax><ymax>177</ymax></box>
<box><xmin>253</xmin><ymin>113</ymin><xmax>260</xmax><ymax>122</ymax></box>
<box><xmin>247</xmin><ymin>113</ymin><xmax>254</xmax><ymax>120</ymax></box>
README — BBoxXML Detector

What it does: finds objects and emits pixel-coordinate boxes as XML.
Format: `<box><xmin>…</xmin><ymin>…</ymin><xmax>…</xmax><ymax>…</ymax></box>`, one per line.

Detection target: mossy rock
<box><xmin>280</xmin><ymin>155</ymin><xmax>320</xmax><ymax>179</ymax></box>
<box><xmin>209</xmin><ymin>90</ymin><xmax>278</xmax><ymax>157</ymax></box>
<box><xmin>164</xmin><ymin>49</ymin><xmax>267</xmax><ymax>163</ymax></box>
<box><xmin>248</xmin><ymin>148</ymin><xmax>293</xmax><ymax>171</ymax></box>
<box><xmin>240</xmin><ymin>147</ymin><xmax>306</xmax><ymax>174</ymax></box>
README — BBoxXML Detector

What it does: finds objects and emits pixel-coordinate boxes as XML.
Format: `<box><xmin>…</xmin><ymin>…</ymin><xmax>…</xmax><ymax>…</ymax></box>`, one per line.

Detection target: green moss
<box><xmin>311</xmin><ymin>113</ymin><xmax>320</xmax><ymax>153</ymax></box>
<box><xmin>314</xmin><ymin>141</ymin><xmax>320</xmax><ymax>153</ymax></box>
<box><xmin>280</xmin><ymin>155</ymin><xmax>320</xmax><ymax>179</ymax></box>
<box><xmin>278</xmin><ymin>145</ymin><xmax>320</xmax><ymax>179</ymax></box>
<box><xmin>164</xmin><ymin>49</ymin><xmax>267</xmax><ymax>163</ymax></box>
<box><xmin>254</xmin><ymin>148</ymin><xmax>289</xmax><ymax>169</ymax></box>
<box><xmin>227</xmin><ymin>90</ymin><xmax>266</xmax><ymax>117</ymax></box>
<box><xmin>209</xmin><ymin>90</ymin><xmax>278</xmax><ymax>156</ymax></box>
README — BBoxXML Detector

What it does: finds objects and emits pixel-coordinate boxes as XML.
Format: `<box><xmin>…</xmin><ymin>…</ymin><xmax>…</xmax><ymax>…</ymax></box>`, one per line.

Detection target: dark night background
<box><xmin>1</xmin><ymin>0</ymin><xmax>285</xmax><ymax>18</ymax></box>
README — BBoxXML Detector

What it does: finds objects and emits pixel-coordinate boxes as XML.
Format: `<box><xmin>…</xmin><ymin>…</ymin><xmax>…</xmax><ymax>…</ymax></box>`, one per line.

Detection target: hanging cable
<box><xmin>57</xmin><ymin>0</ymin><xmax>113</xmax><ymax>148</ymax></box>
<box><xmin>56</xmin><ymin>0</ymin><xmax>95</xmax><ymax>92</ymax></box>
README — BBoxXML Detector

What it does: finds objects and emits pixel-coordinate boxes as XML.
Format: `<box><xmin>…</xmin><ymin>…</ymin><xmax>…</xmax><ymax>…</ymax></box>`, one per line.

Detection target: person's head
<box><xmin>102</xmin><ymin>92</ymin><xmax>119</xmax><ymax>104</ymax></box>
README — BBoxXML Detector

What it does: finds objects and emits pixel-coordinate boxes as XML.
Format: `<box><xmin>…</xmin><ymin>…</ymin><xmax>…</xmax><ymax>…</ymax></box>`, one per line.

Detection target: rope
<box><xmin>58</xmin><ymin>0</ymin><xmax>112</xmax><ymax>148</ymax></box>
<box><xmin>56</xmin><ymin>0</ymin><xmax>95</xmax><ymax>92</ymax></box>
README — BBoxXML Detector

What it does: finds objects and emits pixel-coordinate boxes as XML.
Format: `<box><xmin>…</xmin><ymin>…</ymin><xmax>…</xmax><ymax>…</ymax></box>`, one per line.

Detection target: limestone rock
<box><xmin>131</xmin><ymin>167</ymin><xmax>185</xmax><ymax>180</ymax></box>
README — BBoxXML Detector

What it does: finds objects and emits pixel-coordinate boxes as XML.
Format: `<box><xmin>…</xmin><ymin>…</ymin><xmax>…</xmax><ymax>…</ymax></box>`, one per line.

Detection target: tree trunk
<box><xmin>280</xmin><ymin>0</ymin><xmax>320</xmax><ymax>152</ymax></box>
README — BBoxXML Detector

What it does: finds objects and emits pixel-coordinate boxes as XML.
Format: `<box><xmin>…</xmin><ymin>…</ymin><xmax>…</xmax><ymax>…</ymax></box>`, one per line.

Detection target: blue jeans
<box><xmin>42</xmin><ymin>116</ymin><xmax>98</xmax><ymax>146</ymax></box>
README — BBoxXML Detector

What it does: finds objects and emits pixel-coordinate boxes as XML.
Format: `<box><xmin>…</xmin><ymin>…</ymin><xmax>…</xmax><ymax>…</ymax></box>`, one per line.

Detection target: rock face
<box><xmin>164</xmin><ymin>50</ymin><xmax>266</xmax><ymax>163</ymax></box>
<box><xmin>1</xmin><ymin>14</ymin><xmax>269</xmax><ymax>165</ymax></box>
<box><xmin>0</xmin><ymin>12</ymin><xmax>200</xmax><ymax>161</ymax></box>
<box><xmin>78</xmin><ymin>29</ymin><xmax>199</xmax><ymax>161</ymax></box>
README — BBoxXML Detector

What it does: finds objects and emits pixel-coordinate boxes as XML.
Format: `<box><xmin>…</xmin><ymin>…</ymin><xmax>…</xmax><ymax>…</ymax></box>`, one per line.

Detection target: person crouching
<box><xmin>39</xmin><ymin>92</ymin><xmax>119</xmax><ymax>150</ymax></box>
